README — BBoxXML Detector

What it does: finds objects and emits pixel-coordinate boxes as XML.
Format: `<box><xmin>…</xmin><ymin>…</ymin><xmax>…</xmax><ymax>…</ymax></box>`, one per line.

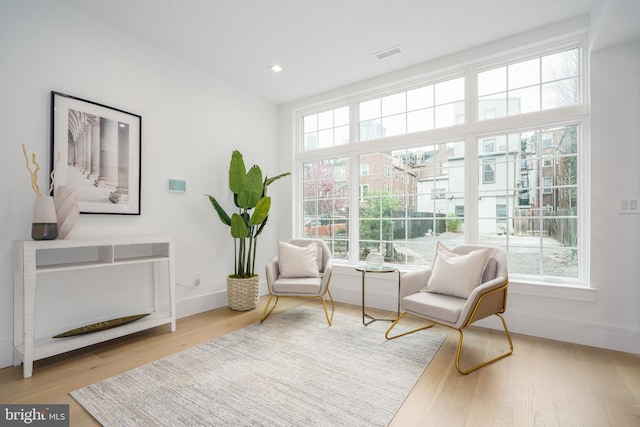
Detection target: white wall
<box><xmin>277</xmin><ymin>18</ymin><xmax>640</xmax><ymax>354</ymax></box>
<box><xmin>0</xmin><ymin>0</ymin><xmax>283</xmax><ymax>368</ymax></box>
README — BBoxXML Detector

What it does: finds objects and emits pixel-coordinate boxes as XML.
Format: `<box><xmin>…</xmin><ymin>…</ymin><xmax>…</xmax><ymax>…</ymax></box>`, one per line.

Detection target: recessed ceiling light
<box><xmin>270</xmin><ymin>64</ymin><xmax>283</xmax><ymax>72</ymax></box>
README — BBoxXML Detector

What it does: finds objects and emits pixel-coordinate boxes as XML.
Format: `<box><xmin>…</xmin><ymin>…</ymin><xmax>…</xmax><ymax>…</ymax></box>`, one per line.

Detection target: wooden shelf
<box><xmin>14</xmin><ymin>235</ymin><xmax>176</xmax><ymax>378</ymax></box>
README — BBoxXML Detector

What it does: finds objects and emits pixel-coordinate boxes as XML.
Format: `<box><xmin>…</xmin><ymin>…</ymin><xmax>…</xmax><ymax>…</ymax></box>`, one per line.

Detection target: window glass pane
<box><xmin>479</xmin><ymin>93</ymin><xmax>507</xmax><ymax>120</ymax></box>
<box><xmin>478</xmin><ymin>67</ymin><xmax>506</xmax><ymax>96</ymax></box>
<box><xmin>508</xmin><ymin>58</ymin><xmax>540</xmax><ymax>89</ymax></box>
<box><xmin>407</xmin><ymin>85</ymin><xmax>434</xmax><ymax>110</ymax></box>
<box><xmin>435</xmin><ymin>101</ymin><xmax>464</xmax><ymax>128</ymax></box>
<box><xmin>334</xmin><ymin>106</ymin><xmax>349</xmax><ymax>126</ymax></box>
<box><xmin>318</xmin><ymin>110</ymin><xmax>333</xmax><ymax>130</ymax></box>
<box><xmin>542</xmin><ymin>78</ymin><xmax>578</xmax><ymax>109</ymax></box>
<box><xmin>318</xmin><ymin>128</ymin><xmax>333</xmax><ymax>149</ymax></box>
<box><xmin>509</xmin><ymin>86</ymin><xmax>540</xmax><ymax>115</ymax></box>
<box><xmin>304</xmin><ymin>132</ymin><xmax>318</xmax><ymax>151</ymax></box>
<box><xmin>302</xmin><ymin>158</ymin><xmax>350</xmax><ymax>259</ymax></box>
<box><xmin>435</xmin><ymin>77</ymin><xmax>464</xmax><ymax>104</ymax></box>
<box><xmin>381</xmin><ymin>114</ymin><xmax>406</xmax><ymax>137</ymax></box>
<box><xmin>382</xmin><ymin>92</ymin><xmax>406</xmax><ymax>116</ymax></box>
<box><xmin>542</xmin><ymin>48</ymin><xmax>578</xmax><ymax>82</ymax></box>
<box><xmin>334</xmin><ymin>125</ymin><xmax>349</xmax><ymax>146</ymax></box>
<box><xmin>303</xmin><ymin>114</ymin><xmax>317</xmax><ymax>132</ymax></box>
<box><xmin>407</xmin><ymin>108</ymin><xmax>434</xmax><ymax>133</ymax></box>
<box><xmin>359</xmin><ymin>98</ymin><xmax>380</xmax><ymax>121</ymax></box>
<box><xmin>360</xmin><ymin>119</ymin><xmax>382</xmax><ymax>141</ymax></box>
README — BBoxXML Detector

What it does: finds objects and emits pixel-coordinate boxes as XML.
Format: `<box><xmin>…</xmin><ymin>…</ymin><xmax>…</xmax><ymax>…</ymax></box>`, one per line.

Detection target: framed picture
<box><xmin>50</xmin><ymin>91</ymin><xmax>141</xmax><ymax>215</ymax></box>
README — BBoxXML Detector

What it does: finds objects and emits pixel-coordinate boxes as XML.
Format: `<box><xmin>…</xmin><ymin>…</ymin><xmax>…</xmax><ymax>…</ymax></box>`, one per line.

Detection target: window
<box><xmin>478</xmin><ymin>48</ymin><xmax>579</xmax><ymax>120</ymax></box>
<box><xmin>359</xmin><ymin>143</ymin><xmax>465</xmax><ymax>264</ymax></box>
<box><xmin>359</xmin><ymin>76</ymin><xmax>465</xmax><ymax>141</ymax></box>
<box><xmin>295</xmin><ymin>42</ymin><xmax>586</xmax><ymax>286</ymax></box>
<box><xmin>483</xmin><ymin>138</ymin><xmax>496</xmax><ymax>153</ymax></box>
<box><xmin>302</xmin><ymin>106</ymin><xmax>349</xmax><ymax>151</ymax></box>
<box><xmin>302</xmin><ymin>158</ymin><xmax>349</xmax><ymax>259</ymax></box>
<box><xmin>477</xmin><ymin>125</ymin><xmax>579</xmax><ymax>278</ymax></box>
<box><xmin>483</xmin><ymin>159</ymin><xmax>496</xmax><ymax>184</ymax></box>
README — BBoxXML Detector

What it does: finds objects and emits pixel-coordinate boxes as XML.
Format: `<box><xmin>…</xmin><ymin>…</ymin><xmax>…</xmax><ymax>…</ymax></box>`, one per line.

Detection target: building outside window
<box><xmin>297</xmin><ymin>40</ymin><xmax>585</xmax><ymax>285</ymax></box>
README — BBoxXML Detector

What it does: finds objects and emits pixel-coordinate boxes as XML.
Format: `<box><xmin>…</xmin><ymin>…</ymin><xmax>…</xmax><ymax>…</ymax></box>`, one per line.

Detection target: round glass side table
<box><xmin>355</xmin><ymin>265</ymin><xmax>401</xmax><ymax>326</ymax></box>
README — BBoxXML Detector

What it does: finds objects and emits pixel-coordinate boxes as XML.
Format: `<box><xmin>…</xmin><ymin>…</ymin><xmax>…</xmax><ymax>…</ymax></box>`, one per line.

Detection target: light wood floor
<box><xmin>2</xmin><ymin>298</ymin><xmax>639</xmax><ymax>426</ymax></box>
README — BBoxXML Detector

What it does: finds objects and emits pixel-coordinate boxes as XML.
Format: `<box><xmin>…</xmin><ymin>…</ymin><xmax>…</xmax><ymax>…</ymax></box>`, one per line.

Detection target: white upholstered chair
<box><xmin>260</xmin><ymin>239</ymin><xmax>335</xmax><ymax>325</ymax></box>
<box><xmin>386</xmin><ymin>243</ymin><xmax>513</xmax><ymax>374</ymax></box>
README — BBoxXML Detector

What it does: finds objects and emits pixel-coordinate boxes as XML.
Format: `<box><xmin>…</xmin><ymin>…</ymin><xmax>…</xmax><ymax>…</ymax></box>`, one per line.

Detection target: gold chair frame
<box><xmin>260</xmin><ymin>273</ymin><xmax>335</xmax><ymax>326</ymax></box>
<box><xmin>385</xmin><ymin>283</ymin><xmax>513</xmax><ymax>375</ymax></box>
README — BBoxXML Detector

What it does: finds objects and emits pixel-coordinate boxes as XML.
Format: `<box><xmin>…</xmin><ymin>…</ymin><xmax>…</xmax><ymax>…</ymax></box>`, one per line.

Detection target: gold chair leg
<box><xmin>385</xmin><ymin>312</ymin><xmax>436</xmax><ymax>340</ymax></box>
<box><xmin>260</xmin><ymin>295</ymin><xmax>279</xmax><ymax>323</ymax></box>
<box><xmin>319</xmin><ymin>288</ymin><xmax>335</xmax><ymax>326</ymax></box>
<box><xmin>455</xmin><ymin>313</ymin><xmax>514</xmax><ymax>375</ymax></box>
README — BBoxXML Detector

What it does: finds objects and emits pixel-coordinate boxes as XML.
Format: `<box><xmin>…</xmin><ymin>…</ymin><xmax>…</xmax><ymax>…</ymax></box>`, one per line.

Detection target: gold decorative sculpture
<box><xmin>21</xmin><ymin>144</ymin><xmax>60</xmax><ymax>196</ymax></box>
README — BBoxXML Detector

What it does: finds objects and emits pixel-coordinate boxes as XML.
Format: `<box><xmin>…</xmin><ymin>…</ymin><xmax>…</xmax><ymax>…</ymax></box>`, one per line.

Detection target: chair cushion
<box><xmin>402</xmin><ymin>291</ymin><xmax>466</xmax><ymax>324</ymax></box>
<box><xmin>272</xmin><ymin>277</ymin><xmax>322</xmax><ymax>294</ymax></box>
<box><xmin>423</xmin><ymin>242</ymin><xmax>491</xmax><ymax>299</ymax></box>
<box><xmin>278</xmin><ymin>241</ymin><xmax>320</xmax><ymax>278</ymax></box>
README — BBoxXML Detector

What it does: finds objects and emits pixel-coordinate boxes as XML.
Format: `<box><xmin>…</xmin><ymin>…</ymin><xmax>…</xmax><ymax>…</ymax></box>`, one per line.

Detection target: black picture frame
<box><xmin>50</xmin><ymin>91</ymin><xmax>141</xmax><ymax>215</ymax></box>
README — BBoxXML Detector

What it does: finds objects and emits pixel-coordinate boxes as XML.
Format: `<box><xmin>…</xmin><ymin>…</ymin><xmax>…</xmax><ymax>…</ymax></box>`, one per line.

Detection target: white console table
<box><xmin>13</xmin><ymin>235</ymin><xmax>176</xmax><ymax>378</ymax></box>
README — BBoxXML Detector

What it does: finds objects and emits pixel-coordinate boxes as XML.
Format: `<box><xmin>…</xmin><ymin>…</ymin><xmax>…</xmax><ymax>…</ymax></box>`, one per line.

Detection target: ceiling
<box><xmin>56</xmin><ymin>0</ymin><xmax>637</xmax><ymax>105</ymax></box>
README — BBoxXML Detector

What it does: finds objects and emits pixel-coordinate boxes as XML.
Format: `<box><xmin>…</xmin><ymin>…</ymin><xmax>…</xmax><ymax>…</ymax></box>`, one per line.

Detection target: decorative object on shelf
<box><xmin>207</xmin><ymin>150</ymin><xmax>290</xmax><ymax>311</ymax></box>
<box><xmin>51</xmin><ymin>91</ymin><xmax>142</xmax><ymax>215</ymax></box>
<box><xmin>365</xmin><ymin>252</ymin><xmax>384</xmax><ymax>267</ymax></box>
<box><xmin>53</xmin><ymin>313</ymin><xmax>150</xmax><ymax>338</ymax></box>
<box><xmin>22</xmin><ymin>144</ymin><xmax>61</xmax><ymax>240</ymax></box>
<box><xmin>54</xmin><ymin>185</ymin><xmax>79</xmax><ymax>239</ymax></box>
<box><xmin>32</xmin><ymin>196</ymin><xmax>59</xmax><ymax>240</ymax></box>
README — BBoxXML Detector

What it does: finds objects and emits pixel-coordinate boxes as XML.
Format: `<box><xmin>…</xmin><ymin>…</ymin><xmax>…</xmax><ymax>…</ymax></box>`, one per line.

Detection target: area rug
<box><xmin>71</xmin><ymin>306</ymin><xmax>445</xmax><ymax>426</ymax></box>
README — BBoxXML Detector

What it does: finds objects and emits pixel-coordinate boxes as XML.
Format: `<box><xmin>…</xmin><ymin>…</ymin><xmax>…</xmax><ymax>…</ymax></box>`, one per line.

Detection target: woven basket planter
<box><xmin>227</xmin><ymin>275</ymin><xmax>260</xmax><ymax>311</ymax></box>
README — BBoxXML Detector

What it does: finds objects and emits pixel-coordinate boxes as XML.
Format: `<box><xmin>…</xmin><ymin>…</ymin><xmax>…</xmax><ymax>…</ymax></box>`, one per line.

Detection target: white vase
<box><xmin>32</xmin><ymin>195</ymin><xmax>59</xmax><ymax>240</ymax></box>
<box><xmin>54</xmin><ymin>185</ymin><xmax>79</xmax><ymax>239</ymax></box>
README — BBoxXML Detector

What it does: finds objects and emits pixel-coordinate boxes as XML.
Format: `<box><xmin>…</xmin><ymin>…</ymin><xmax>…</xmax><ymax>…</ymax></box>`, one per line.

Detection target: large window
<box><xmin>359</xmin><ymin>77</ymin><xmax>465</xmax><ymax>141</ymax></box>
<box><xmin>295</xmin><ymin>41</ymin><xmax>586</xmax><ymax>285</ymax></box>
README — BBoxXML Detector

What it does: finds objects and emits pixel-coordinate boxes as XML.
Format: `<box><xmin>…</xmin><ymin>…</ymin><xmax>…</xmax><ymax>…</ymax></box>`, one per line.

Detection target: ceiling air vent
<box><xmin>374</xmin><ymin>46</ymin><xmax>402</xmax><ymax>60</ymax></box>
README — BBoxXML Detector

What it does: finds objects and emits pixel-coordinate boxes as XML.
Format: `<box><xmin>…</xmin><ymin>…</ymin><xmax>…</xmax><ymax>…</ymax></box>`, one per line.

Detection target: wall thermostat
<box><xmin>168</xmin><ymin>178</ymin><xmax>186</xmax><ymax>193</ymax></box>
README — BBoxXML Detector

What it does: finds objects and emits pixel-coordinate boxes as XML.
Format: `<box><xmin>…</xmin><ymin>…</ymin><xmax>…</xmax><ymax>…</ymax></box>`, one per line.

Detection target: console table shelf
<box><xmin>13</xmin><ymin>236</ymin><xmax>176</xmax><ymax>378</ymax></box>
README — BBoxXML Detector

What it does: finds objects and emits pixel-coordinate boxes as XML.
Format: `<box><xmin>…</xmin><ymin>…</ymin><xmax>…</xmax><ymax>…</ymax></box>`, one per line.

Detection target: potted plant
<box><xmin>207</xmin><ymin>150</ymin><xmax>290</xmax><ymax>311</ymax></box>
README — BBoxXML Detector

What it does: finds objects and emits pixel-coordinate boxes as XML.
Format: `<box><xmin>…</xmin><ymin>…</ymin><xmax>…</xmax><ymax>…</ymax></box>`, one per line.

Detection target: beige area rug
<box><xmin>71</xmin><ymin>306</ymin><xmax>445</xmax><ymax>426</ymax></box>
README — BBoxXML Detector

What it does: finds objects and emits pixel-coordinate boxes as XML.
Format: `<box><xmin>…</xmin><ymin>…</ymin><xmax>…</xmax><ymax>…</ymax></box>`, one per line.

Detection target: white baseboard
<box><xmin>176</xmin><ymin>290</ymin><xmax>227</xmax><ymax>319</ymax></box>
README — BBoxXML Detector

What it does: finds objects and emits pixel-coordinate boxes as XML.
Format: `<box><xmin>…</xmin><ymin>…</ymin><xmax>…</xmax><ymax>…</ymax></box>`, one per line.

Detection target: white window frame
<box><xmin>292</xmin><ymin>35</ymin><xmax>589</xmax><ymax>288</ymax></box>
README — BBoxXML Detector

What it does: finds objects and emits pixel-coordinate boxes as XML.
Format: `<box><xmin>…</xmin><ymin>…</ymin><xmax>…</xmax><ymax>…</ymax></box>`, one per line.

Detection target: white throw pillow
<box><xmin>278</xmin><ymin>241</ymin><xmax>320</xmax><ymax>278</ymax></box>
<box><xmin>424</xmin><ymin>242</ymin><xmax>491</xmax><ymax>299</ymax></box>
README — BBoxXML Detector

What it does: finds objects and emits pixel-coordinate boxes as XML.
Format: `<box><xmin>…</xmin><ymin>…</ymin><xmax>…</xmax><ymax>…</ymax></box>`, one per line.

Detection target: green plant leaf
<box><xmin>263</xmin><ymin>172</ymin><xmax>291</xmax><ymax>196</ymax></box>
<box><xmin>237</xmin><ymin>165</ymin><xmax>263</xmax><ymax>208</ymax></box>
<box><xmin>229</xmin><ymin>150</ymin><xmax>246</xmax><ymax>195</ymax></box>
<box><xmin>230</xmin><ymin>213</ymin><xmax>249</xmax><ymax>238</ymax></box>
<box><xmin>207</xmin><ymin>195</ymin><xmax>231</xmax><ymax>226</ymax></box>
<box><xmin>249</xmin><ymin>196</ymin><xmax>271</xmax><ymax>226</ymax></box>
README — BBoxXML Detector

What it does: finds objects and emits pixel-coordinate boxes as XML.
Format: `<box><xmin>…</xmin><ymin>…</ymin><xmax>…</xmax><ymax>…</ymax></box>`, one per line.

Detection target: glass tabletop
<box><xmin>356</xmin><ymin>265</ymin><xmax>397</xmax><ymax>273</ymax></box>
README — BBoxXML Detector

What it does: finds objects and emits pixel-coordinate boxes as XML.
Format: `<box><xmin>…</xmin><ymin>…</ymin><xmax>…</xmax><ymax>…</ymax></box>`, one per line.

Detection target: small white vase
<box><xmin>32</xmin><ymin>195</ymin><xmax>59</xmax><ymax>240</ymax></box>
<box><xmin>54</xmin><ymin>185</ymin><xmax>79</xmax><ymax>239</ymax></box>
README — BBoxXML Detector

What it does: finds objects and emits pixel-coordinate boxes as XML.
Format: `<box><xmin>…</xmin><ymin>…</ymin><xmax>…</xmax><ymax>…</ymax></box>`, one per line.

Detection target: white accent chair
<box><xmin>386</xmin><ymin>244</ymin><xmax>513</xmax><ymax>374</ymax></box>
<box><xmin>260</xmin><ymin>239</ymin><xmax>335</xmax><ymax>325</ymax></box>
